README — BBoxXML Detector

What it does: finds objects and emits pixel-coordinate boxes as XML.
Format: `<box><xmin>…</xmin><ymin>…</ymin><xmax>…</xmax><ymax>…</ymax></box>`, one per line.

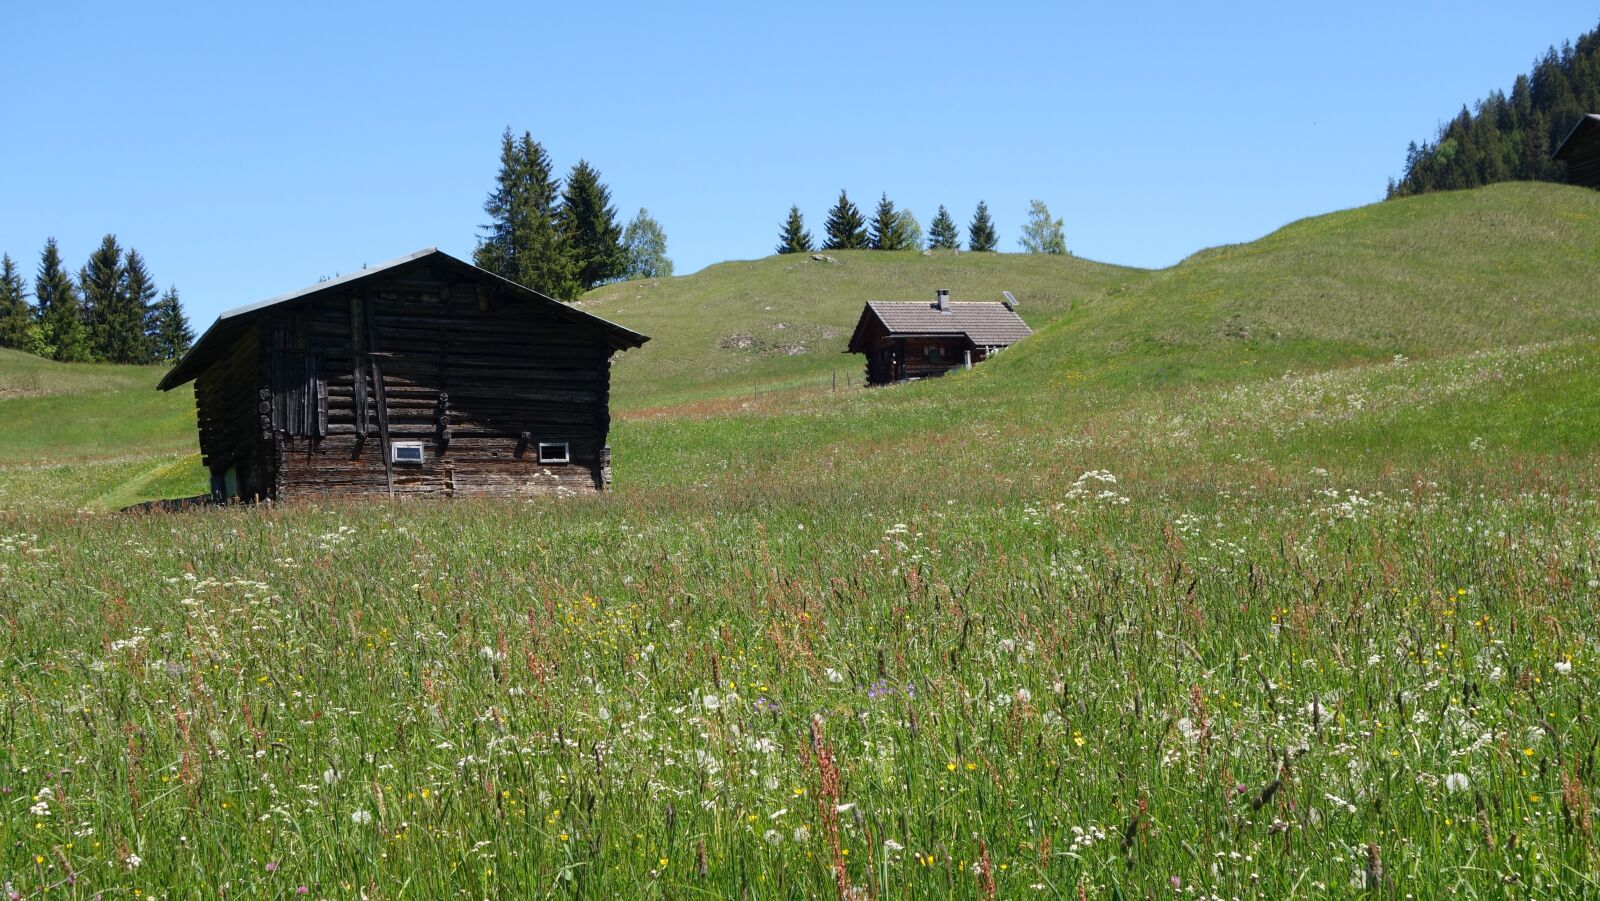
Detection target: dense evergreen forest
<box><xmin>1388</xmin><ymin>20</ymin><xmax>1600</xmax><ymax>197</ymax></box>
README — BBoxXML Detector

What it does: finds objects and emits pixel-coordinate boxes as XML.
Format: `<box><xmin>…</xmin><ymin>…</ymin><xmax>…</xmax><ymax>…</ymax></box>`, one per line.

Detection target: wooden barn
<box><xmin>157</xmin><ymin>248</ymin><xmax>648</xmax><ymax>502</ymax></box>
<box><xmin>845</xmin><ymin>290</ymin><xmax>1032</xmax><ymax>385</ymax></box>
<box><xmin>1554</xmin><ymin>114</ymin><xmax>1600</xmax><ymax>188</ymax></box>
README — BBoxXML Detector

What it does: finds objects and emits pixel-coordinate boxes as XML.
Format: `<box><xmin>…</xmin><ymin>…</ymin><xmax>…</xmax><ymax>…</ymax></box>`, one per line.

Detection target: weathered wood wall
<box><xmin>193</xmin><ymin>329</ymin><xmax>270</xmax><ymax>500</ymax></box>
<box><xmin>253</xmin><ymin>264</ymin><xmax>614</xmax><ymax>500</ymax></box>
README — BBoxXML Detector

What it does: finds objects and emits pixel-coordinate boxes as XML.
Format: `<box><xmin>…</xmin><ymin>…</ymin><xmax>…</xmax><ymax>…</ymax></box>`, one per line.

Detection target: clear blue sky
<box><xmin>3</xmin><ymin>1</ymin><xmax>1596</xmax><ymax>324</ymax></box>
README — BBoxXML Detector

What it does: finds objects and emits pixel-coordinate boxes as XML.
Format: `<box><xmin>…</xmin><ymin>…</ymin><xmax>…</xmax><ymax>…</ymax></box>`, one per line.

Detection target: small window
<box><xmin>391</xmin><ymin>442</ymin><xmax>425</xmax><ymax>464</ymax></box>
<box><xmin>925</xmin><ymin>346</ymin><xmax>942</xmax><ymax>364</ymax></box>
<box><xmin>537</xmin><ymin>442</ymin><xmax>570</xmax><ymax>464</ymax></box>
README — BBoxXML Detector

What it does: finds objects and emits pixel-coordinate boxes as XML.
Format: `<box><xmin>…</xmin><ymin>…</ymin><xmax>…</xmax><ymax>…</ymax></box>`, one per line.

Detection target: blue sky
<box><xmin>3</xmin><ymin>2</ymin><xmax>1597</xmax><ymax>324</ymax></box>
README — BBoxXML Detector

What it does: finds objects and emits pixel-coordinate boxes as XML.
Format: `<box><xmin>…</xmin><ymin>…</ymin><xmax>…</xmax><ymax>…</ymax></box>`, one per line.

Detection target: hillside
<box><xmin>577</xmin><ymin>250</ymin><xmax>1144</xmax><ymax>408</ymax></box>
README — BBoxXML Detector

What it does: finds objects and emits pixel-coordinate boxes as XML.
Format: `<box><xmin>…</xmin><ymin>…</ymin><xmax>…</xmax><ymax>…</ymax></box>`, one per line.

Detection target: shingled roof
<box><xmin>846</xmin><ymin>300</ymin><xmax>1032</xmax><ymax>353</ymax></box>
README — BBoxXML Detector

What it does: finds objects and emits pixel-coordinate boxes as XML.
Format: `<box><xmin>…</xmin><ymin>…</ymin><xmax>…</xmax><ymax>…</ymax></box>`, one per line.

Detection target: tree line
<box><xmin>474</xmin><ymin>129</ymin><xmax>672</xmax><ymax>300</ymax></box>
<box><xmin>1388</xmin><ymin>20</ymin><xmax>1600</xmax><ymax>197</ymax></box>
<box><xmin>0</xmin><ymin>235</ymin><xmax>193</xmax><ymax>364</ymax></box>
<box><xmin>777</xmin><ymin>192</ymin><xmax>1067</xmax><ymax>255</ymax></box>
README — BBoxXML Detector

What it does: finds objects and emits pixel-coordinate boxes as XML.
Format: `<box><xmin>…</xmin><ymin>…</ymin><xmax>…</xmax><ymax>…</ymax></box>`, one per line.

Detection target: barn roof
<box><xmin>158</xmin><ymin>248</ymin><xmax>648</xmax><ymax>391</ymax></box>
<box><xmin>1553</xmin><ymin>114</ymin><xmax>1600</xmax><ymax>188</ymax></box>
<box><xmin>846</xmin><ymin>300</ymin><xmax>1032</xmax><ymax>353</ymax></box>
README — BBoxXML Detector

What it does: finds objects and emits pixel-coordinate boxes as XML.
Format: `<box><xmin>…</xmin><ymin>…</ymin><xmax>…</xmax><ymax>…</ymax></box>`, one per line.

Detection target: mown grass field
<box><xmin>2</xmin><ymin>183</ymin><xmax>1599</xmax><ymax>897</ymax></box>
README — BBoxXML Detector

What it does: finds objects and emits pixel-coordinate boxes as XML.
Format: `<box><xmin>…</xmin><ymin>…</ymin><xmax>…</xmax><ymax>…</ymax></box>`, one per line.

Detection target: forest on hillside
<box><xmin>1388</xmin><ymin>20</ymin><xmax>1600</xmax><ymax>197</ymax></box>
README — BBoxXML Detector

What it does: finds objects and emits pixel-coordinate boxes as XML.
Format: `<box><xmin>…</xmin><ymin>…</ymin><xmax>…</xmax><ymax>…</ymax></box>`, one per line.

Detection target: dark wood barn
<box><xmin>845</xmin><ymin>290</ymin><xmax>1032</xmax><ymax>385</ymax></box>
<box><xmin>158</xmin><ymin>248</ymin><xmax>648</xmax><ymax>502</ymax></box>
<box><xmin>1554</xmin><ymin>114</ymin><xmax>1600</xmax><ymax>188</ymax></box>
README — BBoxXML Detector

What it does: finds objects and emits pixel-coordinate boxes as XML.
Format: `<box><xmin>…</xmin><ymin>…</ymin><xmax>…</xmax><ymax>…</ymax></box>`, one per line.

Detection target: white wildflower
<box><xmin>1555</xmin><ymin>660</ymin><xmax>1573</xmax><ymax>675</ymax></box>
<box><xmin>1445</xmin><ymin>773</ymin><xmax>1470</xmax><ymax>793</ymax></box>
<box><xmin>825</xmin><ymin>668</ymin><xmax>844</xmax><ymax>684</ymax></box>
<box><xmin>125</xmin><ymin>854</ymin><xmax>143</xmax><ymax>870</ymax></box>
<box><xmin>764</xmin><ymin>829</ymin><xmax>783</xmax><ymax>845</ymax></box>
<box><xmin>792</xmin><ymin>825</ymin><xmax>811</xmax><ymax>843</ymax></box>
<box><xmin>350</xmin><ymin>809</ymin><xmax>374</xmax><ymax>825</ymax></box>
<box><xmin>701</xmin><ymin>694</ymin><xmax>722</xmax><ymax>712</ymax></box>
<box><xmin>884</xmin><ymin>839</ymin><xmax>904</xmax><ymax>852</ymax></box>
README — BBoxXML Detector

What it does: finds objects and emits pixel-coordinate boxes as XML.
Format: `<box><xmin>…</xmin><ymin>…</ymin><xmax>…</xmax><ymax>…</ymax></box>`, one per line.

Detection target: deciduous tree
<box><xmin>621</xmin><ymin>208</ymin><xmax>674</xmax><ymax>280</ymax></box>
<box><xmin>1017</xmin><ymin>200</ymin><xmax>1067</xmax><ymax>254</ymax></box>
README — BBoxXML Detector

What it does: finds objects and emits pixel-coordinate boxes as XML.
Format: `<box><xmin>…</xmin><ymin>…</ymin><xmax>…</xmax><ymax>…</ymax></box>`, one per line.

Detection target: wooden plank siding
<box><xmin>169</xmin><ymin>250</ymin><xmax>645</xmax><ymax>503</ymax></box>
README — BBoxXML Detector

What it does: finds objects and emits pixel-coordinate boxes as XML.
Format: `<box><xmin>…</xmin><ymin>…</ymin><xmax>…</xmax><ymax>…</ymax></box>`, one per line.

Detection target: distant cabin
<box><xmin>845</xmin><ymin>290</ymin><xmax>1032</xmax><ymax>385</ymax></box>
<box><xmin>158</xmin><ymin>248</ymin><xmax>647</xmax><ymax>502</ymax></box>
<box><xmin>1554</xmin><ymin>114</ymin><xmax>1600</xmax><ymax>188</ymax></box>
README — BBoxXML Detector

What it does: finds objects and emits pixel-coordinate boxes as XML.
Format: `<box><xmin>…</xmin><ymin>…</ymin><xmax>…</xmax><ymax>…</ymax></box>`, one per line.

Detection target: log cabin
<box><xmin>157</xmin><ymin>248</ymin><xmax>648</xmax><ymax>502</ymax></box>
<box><xmin>845</xmin><ymin>290</ymin><xmax>1032</xmax><ymax>385</ymax></box>
<box><xmin>1554</xmin><ymin>114</ymin><xmax>1600</xmax><ymax>188</ymax></box>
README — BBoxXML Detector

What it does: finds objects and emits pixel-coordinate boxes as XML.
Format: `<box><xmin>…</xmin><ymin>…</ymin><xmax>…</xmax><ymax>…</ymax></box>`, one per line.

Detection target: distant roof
<box><xmin>158</xmin><ymin>248</ymin><xmax>648</xmax><ymax>391</ymax></box>
<box><xmin>847</xmin><ymin>300</ymin><xmax>1032</xmax><ymax>353</ymax></box>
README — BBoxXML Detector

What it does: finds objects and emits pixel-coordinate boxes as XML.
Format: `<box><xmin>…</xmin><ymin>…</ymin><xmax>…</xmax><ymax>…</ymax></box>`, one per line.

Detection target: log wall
<box><xmin>193</xmin><ymin>329</ymin><xmax>271</xmax><ymax>500</ymax></box>
<box><xmin>257</xmin><ymin>262</ymin><xmax>615</xmax><ymax>500</ymax></box>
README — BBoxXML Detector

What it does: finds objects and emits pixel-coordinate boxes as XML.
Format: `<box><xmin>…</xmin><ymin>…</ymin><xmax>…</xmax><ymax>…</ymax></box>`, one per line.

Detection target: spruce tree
<box><xmin>474</xmin><ymin>129</ymin><xmax>576</xmax><ymax>299</ymax></box>
<box><xmin>822</xmin><ymin>190</ymin><xmax>867</xmax><ymax>250</ymax></box>
<box><xmin>150</xmin><ymin>286</ymin><xmax>194</xmax><ymax>362</ymax></box>
<box><xmin>968</xmin><ymin>200</ymin><xmax>998</xmax><ymax>251</ymax></box>
<box><xmin>36</xmin><ymin>238</ymin><xmax>90</xmax><ymax>362</ymax></box>
<box><xmin>117</xmin><ymin>249</ymin><xmax>159</xmax><ymax>364</ymax></box>
<box><xmin>776</xmin><ymin>205</ymin><xmax>814</xmax><ymax>254</ymax></box>
<box><xmin>927</xmin><ymin>205</ymin><xmax>960</xmax><ymax>250</ymax></box>
<box><xmin>80</xmin><ymin>234</ymin><xmax>124</xmax><ymax>359</ymax></box>
<box><xmin>620</xmin><ymin>208</ymin><xmax>674</xmax><ymax>280</ymax></box>
<box><xmin>0</xmin><ymin>253</ymin><xmax>33</xmax><ymax>350</ymax></box>
<box><xmin>1018</xmin><ymin>200</ymin><xmax>1068</xmax><ymax>254</ymax></box>
<box><xmin>558</xmin><ymin>160</ymin><xmax>626</xmax><ymax>292</ymax></box>
<box><xmin>869</xmin><ymin>193</ymin><xmax>911</xmax><ymax>250</ymax></box>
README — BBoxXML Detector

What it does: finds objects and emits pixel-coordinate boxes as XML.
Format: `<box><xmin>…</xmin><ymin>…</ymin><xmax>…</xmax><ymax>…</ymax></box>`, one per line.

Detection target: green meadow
<box><xmin>2</xmin><ymin>182</ymin><xmax>1599</xmax><ymax>897</ymax></box>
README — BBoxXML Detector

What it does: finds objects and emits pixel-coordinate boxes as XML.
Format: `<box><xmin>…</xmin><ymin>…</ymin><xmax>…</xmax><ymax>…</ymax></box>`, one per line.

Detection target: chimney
<box><xmin>935</xmin><ymin>289</ymin><xmax>950</xmax><ymax>312</ymax></box>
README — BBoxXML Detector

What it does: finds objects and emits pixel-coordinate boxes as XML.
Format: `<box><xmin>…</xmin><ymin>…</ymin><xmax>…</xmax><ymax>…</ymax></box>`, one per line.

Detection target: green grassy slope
<box><xmin>578</xmin><ymin>249</ymin><xmax>1145</xmax><ymax>408</ymax></box>
<box><xmin>0</xmin><ymin>349</ymin><xmax>200</xmax><ymax>510</ymax></box>
<box><xmin>992</xmin><ymin>182</ymin><xmax>1600</xmax><ymax>390</ymax></box>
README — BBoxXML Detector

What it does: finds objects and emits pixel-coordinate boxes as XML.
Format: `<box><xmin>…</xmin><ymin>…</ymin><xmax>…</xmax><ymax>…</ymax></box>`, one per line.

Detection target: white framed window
<box><xmin>391</xmin><ymin>441</ymin><xmax>425</xmax><ymax>464</ymax></box>
<box><xmin>537</xmin><ymin>442</ymin><xmax>570</xmax><ymax>464</ymax></box>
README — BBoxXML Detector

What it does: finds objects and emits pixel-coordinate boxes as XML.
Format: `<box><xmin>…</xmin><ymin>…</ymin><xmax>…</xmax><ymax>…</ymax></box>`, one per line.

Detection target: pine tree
<box><xmin>558</xmin><ymin>160</ymin><xmax>626</xmax><ymax>292</ymax></box>
<box><xmin>1018</xmin><ymin>200</ymin><xmax>1067</xmax><ymax>254</ymax></box>
<box><xmin>474</xmin><ymin>129</ymin><xmax>576</xmax><ymax>299</ymax></box>
<box><xmin>869</xmin><ymin>193</ymin><xmax>912</xmax><ymax>250</ymax></box>
<box><xmin>927</xmin><ymin>205</ymin><xmax>960</xmax><ymax>250</ymax></box>
<box><xmin>967</xmin><ymin>200</ymin><xmax>998</xmax><ymax>251</ymax></box>
<box><xmin>620</xmin><ymin>208</ymin><xmax>674</xmax><ymax>280</ymax></box>
<box><xmin>80</xmin><ymin>234</ymin><xmax>124</xmax><ymax>359</ymax></box>
<box><xmin>149</xmin><ymin>286</ymin><xmax>194</xmax><ymax>362</ymax></box>
<box><xmin>0</xmin><ymin>253</ymin><xmax>33</xmax><ymax>350</ymax></box>
<box><xmin>776</xmin><ymin>205</ymin><xmax>814</xmax><ymax>254</ymax></box>
<box><xmin>822</xmin><ymin>190</ymin><xmax>867</xmax><ymax>250</ymax></box>
<box><xmin>36</xmin><ymin>238</ymin><xmax>90</xmax><ymax>362</ymax></box>
<box><xmin>117</xmin><ymin>249</ymin><xmax>159</xmax><ymax>364</ymax></box>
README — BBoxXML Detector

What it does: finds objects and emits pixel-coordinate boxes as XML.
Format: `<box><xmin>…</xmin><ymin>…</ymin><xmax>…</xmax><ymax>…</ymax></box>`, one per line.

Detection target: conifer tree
<box><xmin>558</xmin><ymin>160</ymin><xmax>626</xmax><ymax>291</ymax></box>
<box><xmin>620</xmin><ymin>208</ymin><xmax>674</xmax><ymax>280</ymax></box>
<box><xmin>869</xmin><ymin>193</ymin><xmax>912</xmax><ymax>250</ymax></box>
<box><xmin>80</xmin><ymin>234</ymin><xmax>124</xmax><ymax>359</ymax></box>
<box><xmin>967</xmin><ymin>200</ymin><xmax>998</xmax><ymax>251</ymax></box>
<box><xmin>0</xmin><ymin>253</ymin><xmax>33</xmax><ymax>350</ymax></box>
<box><xmin>474</xmin><ymin>129</ymin><xmax>576</xmax><ymax>299</ymax></box>
<box><xmin>117</xmin><ymin>249</ymin><xmax>159</xmax><ymax>364</ymax></box>
<box><xmin>150</xmin><ymin>286</ymin><xmax>194</xmax><ymax>362</ymax></box>
<box><xmin>36</xmin><ymin>238</ymin><xmax>90</xmax><ymax>362</ymax></box>
<box><xmin>775</xmin><ymin>205</ymin><xmax>814</xmax><ymax>254</ymax></box>
<box><xmin>822</xmin><ymin>190</ymin><xmax>868</xmax><ymax>250</ymax></box>
<box><xmin>927</xmin><ymin>205</ymin><xmax>960</xmax><ymax>250</ymax></box>
<box><xmin>1018</xmin><ymin>200</ymin><xmax>1068</xmax><ymax>254</ymax></box>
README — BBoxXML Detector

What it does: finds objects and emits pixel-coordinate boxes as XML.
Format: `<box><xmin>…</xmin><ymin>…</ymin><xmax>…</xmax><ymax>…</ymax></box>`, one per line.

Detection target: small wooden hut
<box><xmin>845</xmin><ymin>290</ymin><xmax>1031</xmax><ymax>385</ymax></box>
<box><xmin>1554</xmin><ymin>114</ymin><xmax>1600</xmax><ymax>188</ymax></box>
<box><xmin>158</xmin><ymin>248</ymin><xmax>648</xmax><ymax>502</ymax></box>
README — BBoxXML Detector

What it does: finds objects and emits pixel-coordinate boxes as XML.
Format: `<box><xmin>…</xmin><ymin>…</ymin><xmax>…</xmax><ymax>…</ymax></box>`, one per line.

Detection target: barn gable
<box><xmin>158</xmin><ymin>248</ymin><xmax>647</xmax><ymax>502</ymax></box>
<box><xmin>1554</xmin><ymin>114</ymin><xmax>1600</xmax><ymax>189</ymax></box>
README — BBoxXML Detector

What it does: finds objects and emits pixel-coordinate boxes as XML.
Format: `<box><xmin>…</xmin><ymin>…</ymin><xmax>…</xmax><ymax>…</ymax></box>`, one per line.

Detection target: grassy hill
<box><xmin>579</xmin><ymin>249</ymin><xmax>1144</xmax><ymax>408</ymax></box>
<box><xmin>3</xmin><ymin>184</ymin><xmax>1600</xmax><ymax>895</ymax></box>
